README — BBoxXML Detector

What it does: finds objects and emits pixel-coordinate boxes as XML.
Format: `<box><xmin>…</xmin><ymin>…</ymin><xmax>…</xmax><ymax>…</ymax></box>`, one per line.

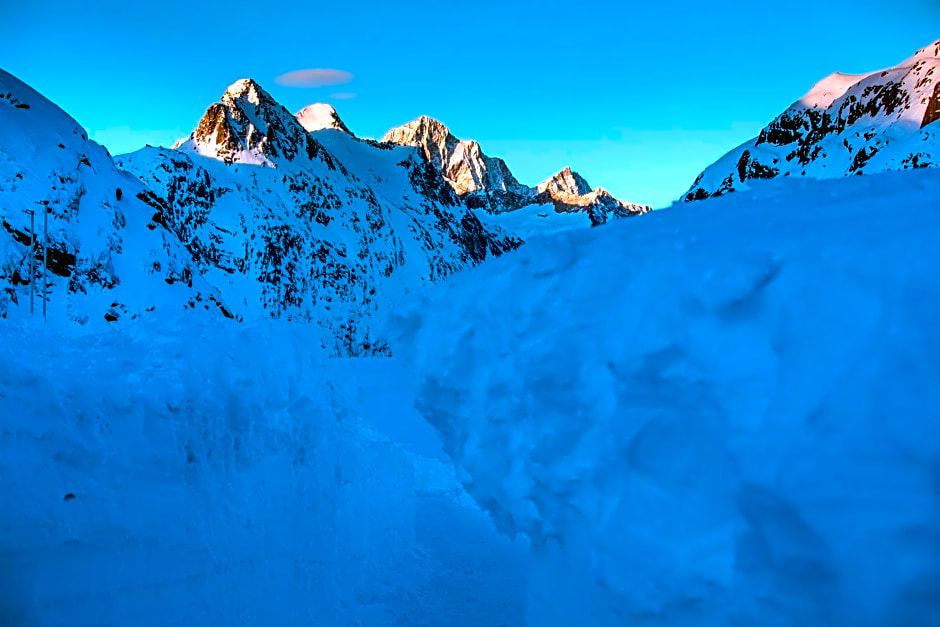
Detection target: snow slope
<box><xmin>394</xmin><ymin>167</ymin><xmax>940</xmax><ymax>625</ymax></box>
<box><xmin>685</xmin><ymin>39</ymin><xmax>940</xmax><ymax>200</ymax></box>
<box><xmin>0</xmin><ymin>69</ymin><xmax>228</xmax><ymax>328</ymax></box>
<box><xmin>0</xmin><ymin>317</ymin><xmax>417</xmax><ymax>626</ymax></box>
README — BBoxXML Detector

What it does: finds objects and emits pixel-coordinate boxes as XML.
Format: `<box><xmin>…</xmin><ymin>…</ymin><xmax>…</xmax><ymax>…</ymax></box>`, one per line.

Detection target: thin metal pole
<box><xmin>27</xmin><ymin>209</ymin><xmax>34</xmax><ymax>316</ymax></box>
<box><xmin>42</xmin><ymin>206</ymin><xmax>48</xmax><ymax>322</ymax></box>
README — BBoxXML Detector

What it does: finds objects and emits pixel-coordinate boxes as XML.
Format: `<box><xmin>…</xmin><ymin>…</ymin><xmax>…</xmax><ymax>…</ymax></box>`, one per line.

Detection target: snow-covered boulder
<box><xmin>395</xmin><ymin>168</ymin><xmax>940</xmax><ymax>625</ymax></box>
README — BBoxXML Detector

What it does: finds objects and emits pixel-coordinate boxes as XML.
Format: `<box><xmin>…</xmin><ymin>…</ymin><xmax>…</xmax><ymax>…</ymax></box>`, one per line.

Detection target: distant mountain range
<box><xmin>684</xmin><ymin>39</ymin><xmax>940</xmax><ymax>200</ymax></box>
<box><xmin>0</xmin><ymin>71</ymin><xmax>648</xmax><ymax>353</ymax></box>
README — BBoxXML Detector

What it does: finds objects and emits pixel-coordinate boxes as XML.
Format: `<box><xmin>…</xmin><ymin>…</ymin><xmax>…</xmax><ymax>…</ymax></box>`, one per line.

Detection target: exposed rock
<box><xmin>383</xmin><ymin>118</ymin><xmax>650</xmax><ymax>220</ymax></box>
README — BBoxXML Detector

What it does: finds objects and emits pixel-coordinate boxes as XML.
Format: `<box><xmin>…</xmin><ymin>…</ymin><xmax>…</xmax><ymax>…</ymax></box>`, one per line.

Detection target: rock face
<box><xmin>685</xmin><ymin>39</ymin><xmax>940</xmax><ymax>201</ymax></box>
<box><xmin>382</xmin><ymin>117</ymin><xmax>651</xmax><ymax>223</ymax></box>
<box><xmin>0</xmin><ymin>69</ymin><xmax>227</xmax><ymax>327</ymax></box>
<box><xmin>381</xmin><ymin>116</ymin><xmax>527</xmax><ymax>197</ymax></box>
<box><xmin>536</xmin><ymin>167</ymin><xmax>592</xmax><ymax>197</ymax></box>
<box><xmin>119</xmin><ymin>79</ymin><xmax>519</xmax><ymax>354</ymax></box>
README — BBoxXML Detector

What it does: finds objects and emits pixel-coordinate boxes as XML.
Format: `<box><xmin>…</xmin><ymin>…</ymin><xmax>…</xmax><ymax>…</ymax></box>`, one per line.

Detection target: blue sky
<box><xmin>4</xmin><ymin>1</ymin><xmax>938</xmax><ymax>207</ymax></box>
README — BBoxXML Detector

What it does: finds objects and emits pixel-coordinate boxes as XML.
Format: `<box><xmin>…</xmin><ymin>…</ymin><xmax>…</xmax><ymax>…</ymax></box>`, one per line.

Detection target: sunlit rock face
<box><xmin>685</xmin><ymin>39</ymin><xmax>940</xmax><ymax>201</ymax></box>
<box><xmin>382</xmin><ymin>118</ymin><xmax>651</xmax><ymax>221</ymax></box>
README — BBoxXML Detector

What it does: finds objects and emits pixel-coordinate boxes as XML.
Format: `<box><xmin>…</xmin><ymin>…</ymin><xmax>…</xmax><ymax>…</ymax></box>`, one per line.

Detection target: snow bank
<box><xmin>0</xmin><ymin>317</ymin><xmax>415</xmax><ymax>626</ymax></box>
<box><xmin>394</xmin><ymin>169</ymin><xmax>940</xmax><ymax>625</ymax></box>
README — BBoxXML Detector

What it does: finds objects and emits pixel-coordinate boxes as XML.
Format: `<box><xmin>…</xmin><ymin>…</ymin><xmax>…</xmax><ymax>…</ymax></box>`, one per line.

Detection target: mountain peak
<box><xmin>912</xmin><ymin>38</ymin><xmax>940</xmax><ymax>61</ymax></box>
<box><xmin>181</xmin><ymin>78</ymin><xmax>325</xmax><ymax>166</ymax></box>
<box><xmin>390</xmin><ymin>115</ymin><xmax>453</xmax><ymax>140</ymax></box>
<box><xmin>222</xmin><ymin>78</ymin><xmax>268</xmax><ymax>104</ymax></box>
<box><xmin>537</xmin><ymin>167</ymin><xmax>592</xmax><ymax>197</ymax></box>
<box><xmin>295</xmin><ymin>103</ymin><xmax>352</xmax><ymax>135</ymax></box>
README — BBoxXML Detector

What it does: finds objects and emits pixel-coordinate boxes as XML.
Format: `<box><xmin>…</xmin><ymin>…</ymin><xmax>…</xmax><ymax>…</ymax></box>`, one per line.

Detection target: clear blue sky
<box><xmin>4</xmin><ymin>1</ymin><xmax>938</xmax><ymax>207</ymax></box>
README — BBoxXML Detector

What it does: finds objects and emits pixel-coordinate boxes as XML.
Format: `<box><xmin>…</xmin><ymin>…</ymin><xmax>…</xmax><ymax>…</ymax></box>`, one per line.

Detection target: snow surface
<box><xmin>0</xmin><ymin>315</ymin><xmax>527</xmax><ymax>626</ymax></box>
<box><xmin>295</xmin><ymin>103</ymin><xmax>352</xmax><ymax>134</ymax></box>
<box><xmin>393</xmin><ymin>167</ymin><xmax>940</xmax><ymax>625</ymax></box>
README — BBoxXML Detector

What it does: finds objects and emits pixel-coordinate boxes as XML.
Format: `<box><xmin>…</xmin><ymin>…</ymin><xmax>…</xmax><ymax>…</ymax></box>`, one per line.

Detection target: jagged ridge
<box><xmin>382</xmin><ymin>116</ymin><xmax>651</xmax><ymax>224</ymax></box>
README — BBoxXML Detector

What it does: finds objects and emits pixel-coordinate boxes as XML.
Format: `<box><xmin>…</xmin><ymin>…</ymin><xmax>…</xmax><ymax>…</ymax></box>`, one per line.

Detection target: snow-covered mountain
<box><xmin>382</xmin><ymin>117</ymin><xmax>651</xmax><ymax>223</ymax></box>
<box><xmin>0</xmin><ymin>69</ymin><xmax>229</xmax><ymax>327</ymax></box>
<box><xmin>119</xmin><ymin>78</ymin><xmax>520</xmax><ymax>354</ymax></box>
<box><xmin>295</xmin><ymin>103</ymin><xmax>353</xmax><ymax>135</ymax></box>
<box><xmin>684</xmin><ymin>39</ymin><xmax>940</xmax><ymax>201</ymax></box>
<box><xmin>1</xmin><ymin>70</ymin><xmax>650</xmax><ymax>352</ymax></box>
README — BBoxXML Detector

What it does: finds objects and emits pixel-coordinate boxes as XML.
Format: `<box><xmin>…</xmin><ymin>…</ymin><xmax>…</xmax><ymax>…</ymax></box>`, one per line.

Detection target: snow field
<box><xmin>394</xmin><ymin>168</ymin><xmax>940</xmax><ymax>625</ymax></box>
<box><xmin>0</xmin><ymin>317</ymin><xmax>416</xmax><ymax>625</ymax></box>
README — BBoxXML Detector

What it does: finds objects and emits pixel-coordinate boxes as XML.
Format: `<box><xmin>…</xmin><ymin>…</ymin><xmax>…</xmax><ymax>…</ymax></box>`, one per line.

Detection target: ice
<box><xmin>393</xmin><ymin>168</ymin><xmax>940</xmax><ymax>625</ymax></box>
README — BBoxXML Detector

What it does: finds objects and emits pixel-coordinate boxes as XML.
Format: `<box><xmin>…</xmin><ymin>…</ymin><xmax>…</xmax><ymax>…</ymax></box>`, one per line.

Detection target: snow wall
<box><xmin>394</xmin><ymin>169</ymin><xmax>940</xmax><ymax>626</ymax></box>
<box><xmin>0</xmin><ymin>318</ymin><xmax>416</xmax><ymax>626</ymax></box>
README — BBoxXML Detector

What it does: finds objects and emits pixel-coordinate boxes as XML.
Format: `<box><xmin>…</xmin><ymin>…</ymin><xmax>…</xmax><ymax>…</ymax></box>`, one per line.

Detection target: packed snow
<box><xmin>0</xmin><ymin>317</ymin><xmax>527</xmax><ymax>626</ymax></box>
<box><xmin>393</xmin><ymin>167</ymin><xmax>940</xmax><ymax>625</ymax></box>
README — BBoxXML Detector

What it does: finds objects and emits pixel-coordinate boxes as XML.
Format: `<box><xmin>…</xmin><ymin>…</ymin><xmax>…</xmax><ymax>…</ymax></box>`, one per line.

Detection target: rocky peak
<box><xmin>537</xmin><ymin>167</ymin><xmax>592</xmax><ymax>197</ymax></box>
<box><xmin>295</xmin><ymin>103</ymin><xmax>352</xmax><ymax>135</ymax></box>
<box><xmin>181</xmin><ymin>78</ymin><xmax>328</xmax><ymax>166</ymax></box>
<box><xmin>382</xmin><ymin>116</ymin><xmax>525</xmax><ymax>196</ymax></box>
<box><xmin>382</xmin><ymin>116</ymin><xmax>457</xmax><ymax>169</ymax></box>
<box><xmin>222</xmin><ymin>78</ymin><xmax>269</xmax><ymax>106</ymax></box>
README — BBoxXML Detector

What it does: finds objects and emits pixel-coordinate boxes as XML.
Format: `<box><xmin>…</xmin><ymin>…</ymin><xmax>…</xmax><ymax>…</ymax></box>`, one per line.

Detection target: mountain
<box><xmin>295</xmin><ymin>103</ymin><xmax>353</xmax><ymax>135</ymax></box>
<box><xmin>684</xmin><ymin>39</ymin><xmax>940</xmax><ymax>201</ymax></box>
<box><xmin>382</xmin><ymin>117</ymin><xmax>651</xmax><ymax>223</ymax></box>
<box><xmin>1</xmin><ymin>71</ymin><xmax>649</xmax><ymax>352</ymax></box>
<box><xmin>0</xmin><ymin>69</ymin><xmax>228</xmax><ymax>327</ymax></box>
<box><xmin>118</xmin><ymin>78</ymin><xmax>520</xmax><ymax>354</ymax></box>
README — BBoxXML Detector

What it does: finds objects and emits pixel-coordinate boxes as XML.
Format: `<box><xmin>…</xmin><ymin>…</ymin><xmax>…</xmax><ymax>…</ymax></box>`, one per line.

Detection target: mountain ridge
<box><xmin>684</xmin><ymin>38</ymin><xmax>940</xmax><ymax>201</ymax></box>
<box><xmin>381</xmin><ymin>115</ymin><xmax>650</xmax><ymax>223</ymax></box>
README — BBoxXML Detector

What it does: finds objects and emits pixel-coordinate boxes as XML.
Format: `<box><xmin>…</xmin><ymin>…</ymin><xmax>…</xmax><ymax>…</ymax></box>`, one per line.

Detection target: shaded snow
<box><xmin>394</xmin><ymin>168</ymin><xmax>940</xmax><ymax>625</ymax></box>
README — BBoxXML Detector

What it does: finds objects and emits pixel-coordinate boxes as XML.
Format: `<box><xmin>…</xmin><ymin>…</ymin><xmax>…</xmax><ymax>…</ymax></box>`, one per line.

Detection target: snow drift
<box><xmin>0</xmin><ymin>317</ymin><xmax>416</xmax><ymax>626</ymax></box>
<box><xmin>395</xmin><ymin>168</ymin><xmax>940</xmax><ymax>625</ymax></box>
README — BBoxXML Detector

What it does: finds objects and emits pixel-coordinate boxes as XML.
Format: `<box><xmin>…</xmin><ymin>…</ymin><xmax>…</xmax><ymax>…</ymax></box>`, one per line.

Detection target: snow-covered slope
<box><xmin>382</xmin><ymin>117</ymin><xmax>651</xmax><ymax>224</ymax></box>
<box><xmin>0</xmin><ymin>70</ymin><xmax>229</xmax><ymax>327</ymax></box>
<box><xmin>685</xmin><ymin>39</ymin><xmax>940</xmax><ymax>200</ymax></box>
<box><xmin>295</xmin><ymin>102</ymin><xmax>352</xmax><ymax>135</ymax></box>
<box><xmin>394</xmin><ymin>168</ymin><xmax>940</xmax><ymax>625</ymax></box>
<box><xmin>119</xmin><ymin>78</ymin><xmax>519</xmax><ymax>354</ymax></box>
<box><xmin>0</xmin><ymin>318</ymin><xmax>417</xmax><ymax>625</ymax></box>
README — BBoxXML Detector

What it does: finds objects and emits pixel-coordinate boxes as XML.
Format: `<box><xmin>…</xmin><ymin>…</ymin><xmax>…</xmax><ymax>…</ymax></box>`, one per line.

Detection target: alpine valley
<box><xmin>0</xmin><ymin>72</ymin><xmax>650</xmax><ymax>354</ymax></box>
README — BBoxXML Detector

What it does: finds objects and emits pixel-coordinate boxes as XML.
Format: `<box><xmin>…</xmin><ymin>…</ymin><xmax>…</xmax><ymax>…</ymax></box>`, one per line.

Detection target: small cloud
<box><xmin>330</xmin><ymin>92</ymin><xmax>357</xmax><ymax>100</ymax></box>
<box><xmin>275</xmin><ymin>68</ymin><xmax>353</xmax><ymax>88</ymax></box>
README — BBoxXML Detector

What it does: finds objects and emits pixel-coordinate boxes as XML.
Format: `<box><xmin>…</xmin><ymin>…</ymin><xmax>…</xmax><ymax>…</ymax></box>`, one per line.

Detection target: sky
<box><xmin>4</xmin><ymin>0</ymin><xmax>938</xmax><ymax>207</ymax></box>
